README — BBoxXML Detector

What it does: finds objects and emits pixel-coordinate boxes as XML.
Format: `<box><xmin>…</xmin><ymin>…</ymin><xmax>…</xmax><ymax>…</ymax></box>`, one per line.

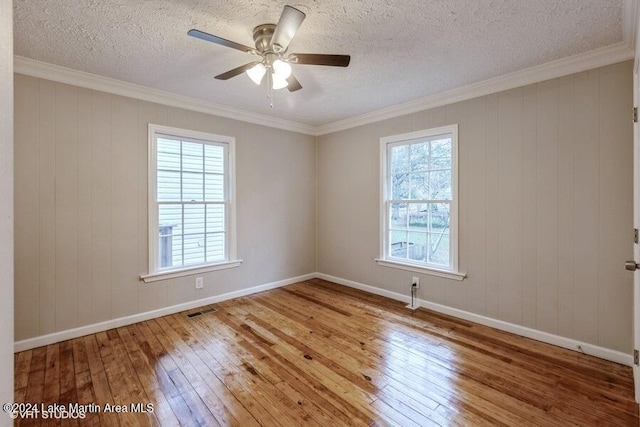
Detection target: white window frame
<box><xmin>141</xmin><ymin>124</ymin><xmax>241</xmax><ymax>283</ymax></box>
<box><xmin>376</xmin><ymin>124</ymin><xmax>465</xmax><ymax>281</ymax></box>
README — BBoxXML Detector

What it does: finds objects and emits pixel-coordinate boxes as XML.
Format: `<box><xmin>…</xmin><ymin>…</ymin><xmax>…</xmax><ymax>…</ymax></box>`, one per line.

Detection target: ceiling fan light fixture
<box><xmin>246</xmin><ymin>63</ymin><xmax>266</xmax><ymax>85</ymax></box>
<box><xmin>272</xmin><ymin>74</ymin><xmax>289</xmax><ymax>90</ymax></box>
<box><xmin>272</xmin><ymin>59</ymin><xmax>292</xmax><ymax>80</ymax></box>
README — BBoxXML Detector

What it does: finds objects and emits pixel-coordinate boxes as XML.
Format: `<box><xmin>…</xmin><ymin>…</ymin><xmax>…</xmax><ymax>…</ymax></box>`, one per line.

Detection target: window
<box><xmin>377</xmin><ymin>124</ymin><xmax>464</xmax><ymax>281</ymax></box>
<box><xmin>143</xmin><ymin>124</ymin><xmax>240</xmax><ymax>282</ymax></box>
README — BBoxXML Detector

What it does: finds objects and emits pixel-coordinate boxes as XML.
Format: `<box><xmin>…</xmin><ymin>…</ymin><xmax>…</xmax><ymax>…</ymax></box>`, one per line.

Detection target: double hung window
<box><xmin>378</xmin><ymin>124</ymin><xmax>464</xmax><ymax>280</ymax></box>
<box><xmin>144</xmin><ymin>124</ymin><xmax>239</xmax><ymax>281</ymax></box>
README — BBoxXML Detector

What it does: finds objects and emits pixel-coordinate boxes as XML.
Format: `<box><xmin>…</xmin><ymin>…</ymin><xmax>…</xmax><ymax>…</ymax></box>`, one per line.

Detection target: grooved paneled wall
<box><xmin>14</xmin><ymin>75</ymin><xmax>316</xmax><ymax>341</ymax></box>
<box><xmin>13</xmin><ymin>60</ymin><xmax>635</xmax><ymax>354</ymax></box>
<box><xmin>317</xmin><ymin>61</ymin><xmax>634</xmax><ymax>353</ymax></box>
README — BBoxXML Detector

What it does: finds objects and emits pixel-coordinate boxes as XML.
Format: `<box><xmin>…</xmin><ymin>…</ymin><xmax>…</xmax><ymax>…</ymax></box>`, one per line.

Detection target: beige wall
<box><xmin>13</xmin><ymin>60</ymin><xmax>635</xmax><ymax>355</ymax></box>
<box><xmin>1</xmin><ymin>0</ymin><xmax>14</xmax><ymax>415</ymax></box>
<box><xmin>14</xmin><ymin>75</ymin><xmax>316</xmax><ymax>341</ymax></box>
<box><xmin>317</xmin><ymin>61</ymin><xmax>634</xmax><ymax>353</ymax></box>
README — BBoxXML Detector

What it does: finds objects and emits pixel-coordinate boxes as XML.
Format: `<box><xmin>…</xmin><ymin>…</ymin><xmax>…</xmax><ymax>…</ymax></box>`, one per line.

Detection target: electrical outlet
<box><xmin>412</xmin><ymin>276</ymin><xmax>420</xmax><ymax>289</ymax></box>
<box><xmin>195</xmin><ymin>277</ymin><xmax>204</xmax><ymax>290</ymax></box>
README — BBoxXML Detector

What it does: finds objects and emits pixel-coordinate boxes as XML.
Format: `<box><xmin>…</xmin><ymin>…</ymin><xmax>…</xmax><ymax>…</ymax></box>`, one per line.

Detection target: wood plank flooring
<box><xmin>13</xmin><ymin>279</ymin><xmax>639</xmax><ymax>426</ymax></box>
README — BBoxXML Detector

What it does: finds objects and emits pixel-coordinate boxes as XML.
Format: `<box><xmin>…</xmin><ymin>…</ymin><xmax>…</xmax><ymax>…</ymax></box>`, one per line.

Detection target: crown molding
<box><xmin>316</xmin><ymin>41</ymin><xmax>634</xmax><ymax>136</ymax></box>
<box><xmin>13</xmin><ymin>56</ymin><xmax>316</xmax><ymax>136</ymax></box>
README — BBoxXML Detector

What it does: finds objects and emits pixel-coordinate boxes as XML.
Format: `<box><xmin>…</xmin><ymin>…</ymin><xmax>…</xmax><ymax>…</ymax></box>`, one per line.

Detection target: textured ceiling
<box><xmin>14</xmin><ymin>0</ymin><xmax>624</xmax><ymax>127</ymax></box>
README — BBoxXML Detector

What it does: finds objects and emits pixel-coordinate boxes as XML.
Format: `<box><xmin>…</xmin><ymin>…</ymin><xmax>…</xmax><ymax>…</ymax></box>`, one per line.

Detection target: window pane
<box><xmin>391</xmin><ymin>174</ymin><xmax>409</xmax><ymax>199</ymax></box>
<box><xmin>183</xmin><ymin>234</ymin><xmax>205</xmax><ymax>266</ymax></box>
<box><xmin>206</xmin><ymin>233</ymin><xmax>225</xmax><ymax>262</ymax></box>
<box><xmin>410</xmin><ymin>142</ymin><xmax>429</xmax><ymax>172</ymax></box>
<box><xmin>182</xmin><ymin>172</ymin><xmax>204</xmax><ymax>202</ymax></box>
<box><xmin>390</xmin><ymin>230</ymin><xmax>407</xmax><ymax>258</ymax></box>
<box><xmin>407</xmin><ymin>231</ymin><xmax>427</xmax><ymax>262</ymax></box>
<box><xmin>430</xmin><ymin>138</ymin><xmax>451</xmax><ymax>169</ymax></box>
<box><xmin>206</xmin><ymin>204</ymin><xmax>225</xmax><ymax>233</ymax></box>
<box><xmin>184</xmin><ymin>204</ymin><xmax>205</xmax><ymax>234</ymax></box>
<box><xmin>159</xmin><ymin>204</ymin><xmax>183</xmax><ymax>235</ymax></box>
<box><xmin>157</xmin><ymin>170</ymin><xmax>181</xmax><ymax>201</ymax></box>
<box><xmin>205</xmin><ymin>173</ymin><xmax>224</xmax><ymax>201</ymax></box>
<box><xmin>390</xmin><ymin>145</ymin><xmax>409</xmax><ymax>174</ymax></box>
<box><xmin>409</xmin><ymin>172</ymin><xmax>429</xmax><ymax>200</ymax></box>
<box><xmin>428</xmin><ymin>203</ymin><xmax>450</xmax><ymax>233</ymax></box>
<box><xmin>390</xmin><ymin>203</ymin><xmax>407</xmax><ymax>229</ymax></box>
<box><xmin>157</xmin><ymin>138</ymin><xmax>181</xmax><ymax>171</ymax></box>
<box><xmin>182</xmin><ymin>142</ymin><xmax>204</xmax><ymax>173</ymax></box>
<box><xmin>160</xmin><ymin>232</ymin><xmax>183</xmax><ymax>267</ymax></box>
<box><xmin>428</xmin><ymin>233</ymin><xmax>450</xmax><ymax>265</ymax></box>
<box><xmin>408</xmin><ymin>203</ymin><xmax>428</xmax><ymax>231</ymax></box>
<box><xmin>205</xmin><ymin>144</ymin><xmax>224</xmax><ymax>174</ymax></box>
<box><xmin>170</xmin><ymin>235</ymin><xmax>184</xmax><ymax>268</ymax></box>
<box><xmin>429</xmin><ymin>170</ymin><xmax>451</xmax><ymax>200</ymax></box>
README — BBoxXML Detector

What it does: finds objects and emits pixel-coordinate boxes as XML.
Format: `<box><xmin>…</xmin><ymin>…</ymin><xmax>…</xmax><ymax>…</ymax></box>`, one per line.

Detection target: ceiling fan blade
<box><xmin>188</xmin><ymin>29</ymin><xmax>255</xmax><ymax>53</ymax></box>
<box><xmin>269</xmin><ymin>5</ymin><xmax>306</xmax><ymax>52</ymax></box>
<box><xmin>286</xmin><ymin>74</ymin><xmax>302</xmax><ymax>92</ymax></box>
<box><xmin>215</xmin><ymin>62</ymin><xmax>260</xmax><ymax>80</ymax></box>
<box><xmin>291</xmin><ymin>53</ymin><xmax>351</xmax><ymax>67</ymax></box>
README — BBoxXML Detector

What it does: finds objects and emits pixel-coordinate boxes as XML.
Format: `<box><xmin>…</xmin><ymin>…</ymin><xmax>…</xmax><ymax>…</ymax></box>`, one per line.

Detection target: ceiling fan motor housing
<box><xmin>252</xmin><ymin>24</ymin><xmax>277</xmax><ymax>53</ymax></box>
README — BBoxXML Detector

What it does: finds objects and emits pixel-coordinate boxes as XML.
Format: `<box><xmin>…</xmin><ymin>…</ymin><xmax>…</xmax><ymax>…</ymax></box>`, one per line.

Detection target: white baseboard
<box><xmin>316</xmin><ymin>273</ymin><xmax>634</xmax><ymax>367</ymax></box>
<box><xmin>14</xmin><ymin>273</ymin><xmax>316</xmax><ymax>352</ymax></box>
<box><xmin>15</xmin><ymin>271</ymin><xmax>635</xmax><ymax>367</ymax></box>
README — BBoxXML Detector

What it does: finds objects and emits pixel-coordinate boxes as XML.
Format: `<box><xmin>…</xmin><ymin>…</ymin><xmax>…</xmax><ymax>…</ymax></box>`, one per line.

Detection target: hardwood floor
<box><xmin>13</xmin><ymin>278</ymin><xmax>639</xmax><ymax>426</ymax></box>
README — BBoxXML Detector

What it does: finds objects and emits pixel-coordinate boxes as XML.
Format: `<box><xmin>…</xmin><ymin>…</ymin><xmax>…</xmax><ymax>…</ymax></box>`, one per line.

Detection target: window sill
<box><xmin>140</xmin><ymin>260</ymin><xmax>243</xmax><ymax>283</ymax></box>
<box><xmin>375</xmin><ymin>258</ymin><xmax>466</xmax><ymax>281</ymax></box>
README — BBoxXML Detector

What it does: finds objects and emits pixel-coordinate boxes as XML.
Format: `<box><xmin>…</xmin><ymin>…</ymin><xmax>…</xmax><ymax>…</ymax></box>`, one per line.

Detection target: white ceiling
<box><xmin>13</xmin><ymin>0</ymin><xmax>633</xmax><ymax>129</ymax></box>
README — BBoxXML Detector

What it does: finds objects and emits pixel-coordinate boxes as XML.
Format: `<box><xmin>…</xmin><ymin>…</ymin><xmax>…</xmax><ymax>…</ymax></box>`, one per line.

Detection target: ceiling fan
<box><xmin>188</xmin><ymin>5</ymin><xmax>350</xmax><ymax>99</ymax></box>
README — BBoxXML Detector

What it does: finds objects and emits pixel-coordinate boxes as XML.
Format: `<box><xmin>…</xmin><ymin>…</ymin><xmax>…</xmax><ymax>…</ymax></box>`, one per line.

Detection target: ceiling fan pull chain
<box><xmin>267</xmin><ymin>71</ymin><xmax>274</xmax><ymax>108</ymax></box>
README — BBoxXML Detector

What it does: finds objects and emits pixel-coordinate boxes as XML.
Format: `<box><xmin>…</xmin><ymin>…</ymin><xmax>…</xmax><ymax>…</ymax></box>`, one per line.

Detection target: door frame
<box><xmin>634</xmin><ymin>69</ymin><xmax>640</xmax><ymax>402</ymax></box>
<box><xmin>632</xmin><ymin>0</ymin><xmax>640</xmax><ymax>401</ymax></box>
